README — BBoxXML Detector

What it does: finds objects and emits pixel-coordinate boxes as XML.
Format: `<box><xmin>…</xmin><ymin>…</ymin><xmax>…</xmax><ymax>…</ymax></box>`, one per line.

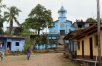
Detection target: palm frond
<box><xmin>4</xmin><ymin>12</ymin><xmax>9</xmax><ymax>16</ymax></box>
<box><xmin>14</xmin><ymin>17</ymin><xmax>20</xmax><ymax>26</ymax></box>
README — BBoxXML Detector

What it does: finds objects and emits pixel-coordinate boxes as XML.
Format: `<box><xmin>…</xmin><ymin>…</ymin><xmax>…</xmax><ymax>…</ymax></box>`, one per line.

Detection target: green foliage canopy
<box><xmin>0</xmin><ymin>0</ymin><xmax>6</xmax><ymax>13</ymax></box>
<box><xmin>0</xmin><ymin>16</ymin><xmax>4</xmax><ymax>34</ymax></box>
<box><xmin>23</xmin><ymin>4</ymin><xmax>53</xmax><ymax>35</ymax></box>
<box><xmin>4</xmin><ymin>6</ymin><xmax>21</xmax><ymax>35</ymax></box>
<box><xmin>86</xmin><ymin>18</ymin><xmax>96</xmax><ymax>22</ymax></box>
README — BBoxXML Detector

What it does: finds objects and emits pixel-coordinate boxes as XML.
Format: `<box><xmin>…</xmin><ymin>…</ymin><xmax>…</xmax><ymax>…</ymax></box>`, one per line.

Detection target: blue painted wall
<box><xmin>0</xmin><ymin>38</ymin><xmax>7</xmax><ymax>51</ymax></box>
<box><xmin>49</xmin><ymin>6</ymin><xmax>75</xmax><ymax>38</ymax></box>
<box><xmin>7</xmin><ymin>38</ymin><xmax>25</xmax><ymax>52</ymax></box>
<box><xmin>0</xmin><ymin>37</ymin><xmax>25</xmax><ymax>52</ymax></box>
<box><xmin>34</xmin><ymin>44</ymin><xmax>56</xmax><ymax>50</ymax></box>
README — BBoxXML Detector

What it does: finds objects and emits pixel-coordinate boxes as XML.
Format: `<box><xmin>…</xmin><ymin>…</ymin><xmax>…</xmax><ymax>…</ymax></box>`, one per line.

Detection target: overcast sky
<box><xmin>2</xmin><ymin>0</ymin><xmax>102</xmax><ymax>30</ymax></box>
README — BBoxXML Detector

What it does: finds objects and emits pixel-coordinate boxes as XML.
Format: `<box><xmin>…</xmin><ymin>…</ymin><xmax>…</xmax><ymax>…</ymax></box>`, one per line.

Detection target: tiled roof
<box><xmin>64</xmin><ymin>24</ymin><xmax>101</xmax><ymax>40</ymax></box>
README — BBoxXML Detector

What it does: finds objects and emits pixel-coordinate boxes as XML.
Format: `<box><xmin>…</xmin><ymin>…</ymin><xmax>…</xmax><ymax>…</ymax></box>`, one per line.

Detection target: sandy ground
<box><xmin>0</xmin><ymin>53</ymin><xmax>79</xmax><ymax>66</ymax></box>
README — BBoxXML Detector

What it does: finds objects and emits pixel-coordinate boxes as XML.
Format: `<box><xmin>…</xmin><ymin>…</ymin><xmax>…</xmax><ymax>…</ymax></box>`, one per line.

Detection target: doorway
<box><xmin>82</xmin><ymin>40</ymin><xmax>84</xmax><ymax>58</ymax></box>
<box><xmin>89</xmin><ymin>37</ymin><xmax>93</xmax><ymax>59</ymax></box>
<box><xmin>7</xmin><ymin>42</ymin><xmax>11</xmax><ymax>50</ymax></box>
<box><xmin>60</xmin><ymin>30</ymin><xmax>65</xmax><ymax>35</ymax></box>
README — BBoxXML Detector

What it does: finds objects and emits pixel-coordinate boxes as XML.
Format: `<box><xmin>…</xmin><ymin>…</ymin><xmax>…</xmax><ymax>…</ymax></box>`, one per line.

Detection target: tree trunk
<box><xmin>38</xmin><ymin>29</ymin><xmax>40</xmax><ymax>36</ymax></box>
<box><xmin>9</xmin><ymin>20</ymin><xmax>13</xmax><ymax>35</ymax></box>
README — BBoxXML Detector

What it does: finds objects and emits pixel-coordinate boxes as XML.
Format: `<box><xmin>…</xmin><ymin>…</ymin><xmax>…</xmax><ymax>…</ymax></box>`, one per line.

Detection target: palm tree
<box><xmin>0</xmin><ymin>0</ymin><xmax>6</xmax><ymax>13</ymax></box>
<box><xmin>0</xmin><ymin>0</ymin><xmax>6</xmax><ymax>34</ymax></box>
<box><xmin>4</xmin><ymin>6</ymin><xmax>21</xmax><ymax>35</ymax></box>
<box><xmin>0</xmin><ymin>16</ymin><xmax>4</xmax><ymax>34</ymax></box>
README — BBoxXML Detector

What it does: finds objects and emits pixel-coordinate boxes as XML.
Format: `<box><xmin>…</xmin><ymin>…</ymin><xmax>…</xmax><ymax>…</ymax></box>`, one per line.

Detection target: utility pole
<box><xmin>96</xmin><ymin>0</ymin><xmax>101</xmax><ymax>66</ymax></box>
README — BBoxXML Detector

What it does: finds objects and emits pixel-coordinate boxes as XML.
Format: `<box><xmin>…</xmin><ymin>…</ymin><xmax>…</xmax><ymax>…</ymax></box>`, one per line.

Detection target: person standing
<box><xmin>27</xmin><ymin>47</ymin><xmax>31</xmax><ymax>60</ymax></box>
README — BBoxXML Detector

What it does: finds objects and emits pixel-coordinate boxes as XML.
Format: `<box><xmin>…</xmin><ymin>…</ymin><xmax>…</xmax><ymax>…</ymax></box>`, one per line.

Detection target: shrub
<box><xmin>23</xmin><ymin>40</ymin><xmax>32</xmax><ymax>54</ymax></box>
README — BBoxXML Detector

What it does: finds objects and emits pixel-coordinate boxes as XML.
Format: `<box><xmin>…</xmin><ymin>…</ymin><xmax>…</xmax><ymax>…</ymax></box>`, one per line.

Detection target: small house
<box><xmin>0</xmin><ymin>35</ymin><xmax>25</xmax><ymax>52</ymax></box>
<box><xmin>73</xmin><ymin>22</ymin><xmax>97</xmax><ymax>30</ymax></box>
<box><xmin>64</xmin><ymin>24</ymin><xmax>102</xmax><ymax>61</ymax></box>
<box><xmin>74</xmin><ymin>24</ymin><xmax>102</xmax><ymax>60</ymax></box>
<box><xmin>64</xmin><ymin>22</ymin><xmax>98</xmax><ymax>58</ymax></box>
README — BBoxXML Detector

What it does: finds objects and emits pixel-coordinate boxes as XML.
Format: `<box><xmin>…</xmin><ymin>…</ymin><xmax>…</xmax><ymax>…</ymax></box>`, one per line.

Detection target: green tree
<box><xmin>0</xmin><ymin>0</ymin><xmax>6</xmax><ymax>34</ymax></box>
<box><xmin>21</xmin><ymin>18</ymin><xmax>34</xmax><ymax>30</ymax></box>
<box><xmin>13</xmin><ymin>27</ymin><xmax>23</xmax><ymax>35</ymax></box>
<box><xmin>0</xmin><ymin>16</ymin><xmax>4</xmax><ymax>34</ymax></box>
<box><xmin>33</xmin><ymin>37</ymin><xmax>40</xmax><ymax>50</ymax></box>
<box><xmin>41</xmin><ymin>35</ymin><xmax>48</xmax><ymax>49</ymax></box>
<box><xmin>0</xmin><ymin>0</ymin><xmax>6</xmax><ymax>13</ymax></box>
<box><xmin>20</xmin><ymin>18</ymin><xmax>33</xmax><ymax>36</ymax></box>
<box><xmin>4</xmin><ymin>6</ymin><xmax>21</xmax><ymax>35</ymax></box>
<box><xmin>86</xmin><ymin>18</ymin><xmax>96</xmax><ymax>22</ymax></box>
<box><xmin>28</xmin><ymin>4</ymin><xmax>53</xmax><ymax>35</ymax></box>
<box><xmin>23</xmin><ymin>39</ymin><xmax>32</xmax><ymax>54</ymax></box>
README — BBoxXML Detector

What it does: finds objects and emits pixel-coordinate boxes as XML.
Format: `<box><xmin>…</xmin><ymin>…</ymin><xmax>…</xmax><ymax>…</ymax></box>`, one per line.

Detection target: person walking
<box><xmin>27</xmin><ymin>47</ymin><xmax>31</xmax><ymax>60</ymax></box>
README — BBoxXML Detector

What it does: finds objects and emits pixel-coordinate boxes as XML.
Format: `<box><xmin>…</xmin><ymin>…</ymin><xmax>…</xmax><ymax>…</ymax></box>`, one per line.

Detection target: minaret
<box><xmin>58</xmin><ymin>6</ymin><xmax>67</xmax><ymax>22</ymax></box>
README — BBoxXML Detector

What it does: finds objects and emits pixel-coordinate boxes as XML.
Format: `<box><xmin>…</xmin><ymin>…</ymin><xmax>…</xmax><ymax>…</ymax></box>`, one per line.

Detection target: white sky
<box><xmin>2</xmin><ymin>0</ymin><xmax>102</xmax><ymax>31</ymax></box>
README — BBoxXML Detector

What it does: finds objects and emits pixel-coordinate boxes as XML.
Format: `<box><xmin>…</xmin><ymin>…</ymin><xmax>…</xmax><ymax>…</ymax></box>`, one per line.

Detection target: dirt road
<box><xmin>0</xmin><ymin>53</ymin><xmax>79</xmax><ymax>66</ymax></box>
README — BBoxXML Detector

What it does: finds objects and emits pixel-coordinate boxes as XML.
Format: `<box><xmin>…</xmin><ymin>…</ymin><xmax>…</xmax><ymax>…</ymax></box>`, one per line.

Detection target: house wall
<box><xmin>77</xmin><ymin>31</ymin><xmax>102</xmax><ymax>57</ymax></box>
<box><xmin>100</xmin><ymin>31</ymin><xmax>102</xmax><ymax>55</ymax></box>
<box><xmin>77</xmin><ymin>36</ymin><xmax>90</xmax><ymax>56</ymax></box>
<box><xmin>85</xmin><ymin>23</ymin><xmax>89</xmax><ymax>28</ymax></box>
<box><xmin>0</xmin><ymin>38</ymin><xmax>7</xmax><ymax>51</ymax></box>
<box><xmin>7</xmin><ymin>38</ymin><xmax>25</xmax><ymax>52</ymax></box>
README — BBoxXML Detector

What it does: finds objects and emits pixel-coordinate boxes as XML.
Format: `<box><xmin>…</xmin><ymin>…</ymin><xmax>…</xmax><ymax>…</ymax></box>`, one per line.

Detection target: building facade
<box><xmin>48</xmin><ymin>6</ymin><xmax>75</xmax><ymax>45</ymax></box>
<box><xmin>0</xmin><ymin>35</ymin><xmax>25</xmax><ymax>52</ymax></box>
<box><xmin>64</xmin><ymin>22</ymin><xmax>98</xmax><ymax>58</ymax></box>
<box><xmin>64</xmin><ymin>24</ymin><xmax>102</xmax><ymax>61</ymax></box>
<box><xmin>75</xmin><ymin>25</ymin><xmax>102</xmax><ymax>60</ymax></box>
